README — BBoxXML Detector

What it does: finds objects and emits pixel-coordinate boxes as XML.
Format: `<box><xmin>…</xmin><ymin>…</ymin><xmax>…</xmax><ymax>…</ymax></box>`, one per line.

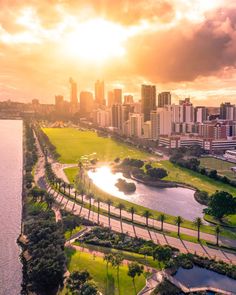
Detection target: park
<box><xmin>43</xmin><ymin>128</ymin><xmax>236</xmax><ymax>232</ymax></box>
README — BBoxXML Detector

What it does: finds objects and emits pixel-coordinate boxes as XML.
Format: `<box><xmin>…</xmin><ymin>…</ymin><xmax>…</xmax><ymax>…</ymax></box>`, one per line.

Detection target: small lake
<box><xmin>174</xmin><ymin>266</ymin><xmax>236</xmax><ymax>294</ymax></box>
<box><xmin>87</xmin><ymin>166</ymin><xmax>206</xmax><ymax>221</ymax></box>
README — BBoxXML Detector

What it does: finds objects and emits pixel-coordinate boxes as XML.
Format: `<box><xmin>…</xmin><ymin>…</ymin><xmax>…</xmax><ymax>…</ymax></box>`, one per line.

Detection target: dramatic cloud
<box><xmin>127</xmin><ymin>8</ymin><xmax>236</xmax><ymax>82</ymax></box>
<box><xmin>0</xmin><ymin>0</ymin><xmax>236</xmax><ymax>104</ymax></box>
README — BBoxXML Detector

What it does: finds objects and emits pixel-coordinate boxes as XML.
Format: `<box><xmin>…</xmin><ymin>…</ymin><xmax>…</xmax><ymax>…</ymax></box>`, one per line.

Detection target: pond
<box><xmin>174</xmin><ymin>266</ymin><xmax>236</xmax><ymax>294</ymax></box>
<box><xmin>87</xmin><ymin>166</ymin><xmax>206</xmax><ymax>221</ymax></box>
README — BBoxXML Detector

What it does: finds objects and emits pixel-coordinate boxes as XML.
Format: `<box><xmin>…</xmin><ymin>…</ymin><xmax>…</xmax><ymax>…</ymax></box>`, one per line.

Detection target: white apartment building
<box><xmin>129</xmin><ymin>113</ymin><xmax>144</xmax><ymax>138</ymax></box>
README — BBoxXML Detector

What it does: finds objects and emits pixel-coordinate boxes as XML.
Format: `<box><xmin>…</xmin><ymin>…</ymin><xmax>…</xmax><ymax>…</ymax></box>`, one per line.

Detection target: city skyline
<box><xmin>1</xmin><ymin>1</ymin><xmax>236</xmax><ymax>105</ymax></box>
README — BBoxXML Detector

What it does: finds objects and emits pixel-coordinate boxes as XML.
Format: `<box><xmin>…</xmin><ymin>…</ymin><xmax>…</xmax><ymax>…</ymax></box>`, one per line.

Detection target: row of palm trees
<box><xmin>46</xmin><ymin>166</ymin><xmax>222</xmax><ymax>247</ymax></box>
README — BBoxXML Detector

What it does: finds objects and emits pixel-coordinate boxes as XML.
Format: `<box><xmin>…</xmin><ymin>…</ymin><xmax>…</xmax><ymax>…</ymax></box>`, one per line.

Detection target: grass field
<box><xmin>155</xmin><ymin>160</ymin><xmax>236</xmax><ymax>196</ymax></box>
<box><xmin>43</xmin><ymin>128</ymin><xmax>149</xmax><ymax>163</ymax></box>
<box><xmin>200</xmin><ymin>157</ymin><xmax>236</xmax><ymax>180</ymax></box>
<box><xmin>63</xmin><ymin>247</ymin><xmax>146</xmax><ymax>295</ymax></box>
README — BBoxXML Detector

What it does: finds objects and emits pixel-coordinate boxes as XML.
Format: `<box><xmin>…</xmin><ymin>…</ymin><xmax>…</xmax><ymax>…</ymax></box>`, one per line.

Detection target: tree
<box><xmin>80</xmin><ymin>188</ymin><xmax>85</xmax><ymax>205</ymax></box>
<box><xmin>158</xmin><ymin>213</ymin><xmax>166</xmax><ymax>231</ymax></box>
<box><xmin>175</xmin><ymin>216</ymin><xmax>183</xmax><ymax>236</ymax></box>
<box><xmin>86</xmin><ymin>193</ymin><xmax>93</xmax><ymax>210</ymax></box>
<box><xmin>62</xmin><ymin>182</ymin><xmax>66</xmax><ymax>194</ymax></box>
<box><xmin>143</xmin><ymin>210</ymin><xmax>152</xmax><ymax>227</ymax></box>
<box><xmin>139</xmin><ymin>246</ymin><xmax>153</xmax><ymax>263</ymax></box>
<box><xmin>106</xmin><ymin>199</ymin><xmax>113</xmax><ymax>226</ymax></box>
<box><xmin>209</xmin><ymin>169</ymin><xmax>218</xmax><ymax>179</ymax></box>
<box><xmin>153</xmin><ymin>245</ymin><xmax>172</xmax><ymax>264</ymax></box>
<box><xmin>127</xmin><ymin>262</ymin><xmax>144</xmax><ymax>294</ymax></box>
<box><xmin>146</xmin><ymin>168</ymin><xmax>168</xmax><ymax>179</ymax></box>
<box><xmin>45</xmin><ymin>193</ymin><xmax>54</xmax><ymax>209</ymax></box>
<box><xmin>111</xmin><ymin>253</ymin><xmax>124</xmax><ymax>288</ymax></box>
<box><xmin>208</xmin><ymin>191</ymin><xmax>236</xmax><ymax>219</ymax></box>
<box><xmin>68</xmin><ymin>183</ymin><xmax>72</xmax><ymax>196</ymax></box>
<box><xmin>95</xmin><ymin>197</ymin><xmax>101</xmax><ymax>223</ymax></box>
<box><xmin>117</xmin><ymin>203</ymin><xmax>125</xmax><ymax>220</ymax></box>
<box><xmin>74</xmin><ymin>190</ymin><xmax>77</xmax><ymax>201</ymax></box>
<box><xmin>215</xmin><ymin>225</ymin><xmax>221</xmax><ymax>246</ymax></box>
<box><xmin>194</xmin><ymin>217</ymin><xmax>203</xmax><ymax>241</ymax></box>
<box><xmin>104</xmin><ymin>253</ymin><xmax>113</xmax><ymax>274</ymax></box>
<box><xmin>128</xmin><ymin>206</ymin><xmax>136</xmax><ymax>223</ymax></box>
<box><xmin>66</xmin><ymin>270</ymin><xmax>98</xmax><ymax>295</ymax></box>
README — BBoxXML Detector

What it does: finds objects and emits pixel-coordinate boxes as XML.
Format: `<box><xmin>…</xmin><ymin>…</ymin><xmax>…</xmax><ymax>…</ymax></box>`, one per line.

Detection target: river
<box><xmin>0</xmin><ymin>120</ymin><xmax>23</xmax><ymax>295</ymax></box>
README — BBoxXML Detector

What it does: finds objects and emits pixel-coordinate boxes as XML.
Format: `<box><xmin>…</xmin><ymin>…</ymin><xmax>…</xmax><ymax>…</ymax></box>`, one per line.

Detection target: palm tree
<box><xmin>194</xmin><ymin>217</ymin><xmax>203</xmax><ymax>241</ymax></box>
<box><xmin>104</xmin><ymin>253</ymin><xmax>113</xmax><ymax>276</ymax></box>
<box><xmin>215</xmin><ymin>225</ymin><xmax>220</xmax><ymax>246</ymax></box>
<box><xmin>128</xmin><ymin>206</ymin><xmax>136</xmax><ymax>223</ymax></box>
<box><xmin>74</xmin><ymin>190</ymin><xmax>77</xmax><ymax>201</ymax></box>
<box><xmin>107</xmin><ymin>199</ymin><xmax>113</xmax><ymax>226</ymax></box>
<box><xmin>175</xmin><ymin>216</ymin><xmax>183</xmax><ymax>236</ymax></box>
<box><xmin>62</xmin><ymin>182</ymin><xmax>66</xmax><ymax>194</ymax></box>
<box><xmin>117</xmin><ymin>203</ymin><xmax>125</xmax><ymax>221</ymax></box>
<box><xmin>95</xmin><ymin>197</ymin><xmax>102</xmax><ymax>223</ymax></box>
<box><xmin>57</xmin><ymin>179</ymin><xmax>62</xmax><ymax>191</ymax></box>
<box><xmin>142</xmin><ymin>210</ymin><xmax>152</xmax><ymax>227</ymax></box>
<box><xmin>86</xmin><ymin>193</ymin><xmax>93</xmax><ymax>210</ymax></box>
<box><xmin>111</xmin><ymin>253</ymin><xmax>124</xmax><ymax>293</ymax></box>
<box><xmin>45</xmin><ymin>193</ymin><xmax>54</xmax><ymax>209</ymax></box>
<box><xmin>158</xmin><ymin>213</ymin><xmax>165</xmax><ymax>231</ymax></box>
<box><xmin>68</xmin><ymin>183</ymin><xmax>72</xmax><ymax>196</ymax></box>
<box><xmin>80</xmin><ymin>188</ymin><xmax>85</xmax><ymax>205</ymax></box>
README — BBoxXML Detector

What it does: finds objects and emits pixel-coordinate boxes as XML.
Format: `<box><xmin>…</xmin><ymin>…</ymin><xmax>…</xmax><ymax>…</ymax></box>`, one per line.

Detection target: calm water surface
<box><xmin>88</xmin><ymin>166</ymin><xmax>206</xmax><ymax>220</ymax></box>
<box><xmin>174</xmin><ymin>266</ymin><xmax>236</xmax><ymax>293</ymax></box>
<box><xmin>0</xmin><ymin>120</ymin><xmax>22</xmax><ymax>295</ymax></box>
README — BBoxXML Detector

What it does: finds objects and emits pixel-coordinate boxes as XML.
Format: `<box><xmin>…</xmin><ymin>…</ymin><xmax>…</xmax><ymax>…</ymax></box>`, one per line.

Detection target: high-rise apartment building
<box><xmin>107</xmin><ymin>91</ymin><xmax>114</xmax><ymax>107</ymax></box>
<box><xmin>129</xmin><ymin>113</ymin><xmax>144</xmax><ymax>138</ymax></box>
<box><xmin>80</xmin><ymin>91</ymin><xmax>94</xmax><ymax>115</ymax></box>
<box><xmin>150</xmin><ymin>107</ymin><xmax>172</xmax><ymax>140</ymax></box>
<box><xmin>220</xmin><ymin>102</ymin><xmax>236</xmax><ymax>120</ymax></box>
<box><xmin>124</xmin><ymin>95</ymin><xmax>133</xmax><ymax>104</ymax></box>
<box><xmin>194</xmin><ymin>106</ymin><xmax>208</xmax><ymax>123</ymax></box>
<box><xmin>95</xmin><ymin>80</ymin><xmax>105</xmax><ymax>106</ymax></box>
<box><xmin>141</xmin><ymin>84</ymin><xmax>156</xmax><ymax>121</ymax></box>
<box><xmin>69</xmin><ymin>78</ymin><xmax>78</xmax><ymax>108</ymax></box>
<box><xmin>111</xmin><ymin>104</ymin><xmax>122</xmax><ymax>130</ymax></box>
<box><xmin>158</xmin><ymin>92</ymin><xmax>171</xmax><ymax>107</ymax></box>
<box><xmin>114</xmin><ymin>89</ymin><xmax>122</xmax><ymax>104</ymax></box>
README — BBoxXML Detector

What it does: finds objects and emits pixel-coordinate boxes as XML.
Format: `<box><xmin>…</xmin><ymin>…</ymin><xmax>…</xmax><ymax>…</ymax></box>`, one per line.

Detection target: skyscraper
<box><xmin>80</xmin><ymin>91</ymin><xmax>94</xmax><ymax>115</ymax></box>
<box><xmin>69</xmin><ymin>78</ymin><xmax>78</xmax><ymax>108</ymax></box>
<box><xmin>158</xmin><ymin>92</ymin><xmax>171</xmax><ymax>107</ymax></box>
<box><xmin>194</xmin><ymin>106</ymin><xmax>208</xmax><ymax>123</ymax></box>
<box><xmin>141</xmin><ymin>84</ymin><xmax>156</xmax><ymax>121</ymax></box>
<box><xmin>114</xmin><ymin>88</ymin><xmax>122</xmax><ymax>104</ymax></box>
<box><xmin>95</xmin><ymin>80</ymin><xmax>105</xmax><ymax>106</ymax></box>
<box><xmin>111</xmin><ymin>104</ymin><xmax>122</xmax><ymax>130</ymax></box>
<box><xmin>220</xmin><ymin>102</ymin><xmax>236</xmax><ymax>120</ymax></box>
<box><xmin>124</xmin><ymin>95</ymin><xmax>133</xmax><ymax>104</ymax></box>
<box><xmin>107</xmin><ymin>91</ymin><xmax>114</xmax><ymax>107</ymax></box>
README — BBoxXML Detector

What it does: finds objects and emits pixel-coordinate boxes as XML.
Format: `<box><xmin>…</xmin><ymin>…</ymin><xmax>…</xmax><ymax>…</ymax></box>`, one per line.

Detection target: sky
<box><xmin>0</xmin><ymin>0</ymin><xmax>236</xmax><ymax>106</ymax></box>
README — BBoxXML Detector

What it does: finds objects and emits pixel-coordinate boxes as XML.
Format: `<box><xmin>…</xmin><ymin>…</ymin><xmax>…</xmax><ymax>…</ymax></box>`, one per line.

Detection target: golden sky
<box><xmin>0</xmin><ymin>0</ymin><xmax>236</xmax><ymax>105</ymax></box>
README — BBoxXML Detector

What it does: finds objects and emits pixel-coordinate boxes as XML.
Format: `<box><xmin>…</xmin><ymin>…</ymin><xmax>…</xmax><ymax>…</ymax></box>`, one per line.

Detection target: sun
<box><xmin>64</xmin><ymin>19</ymin><xmax>127</xmax><ymax>63</ymax></box>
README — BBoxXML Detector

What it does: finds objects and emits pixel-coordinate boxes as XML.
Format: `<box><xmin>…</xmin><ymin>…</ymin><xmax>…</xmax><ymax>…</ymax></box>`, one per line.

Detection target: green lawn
<box><xmin>155</xmin><ymin>160</ymin><xmax>236</xmax><ymax>196</ymax></box>
<box><xmin>200</xmin><ymin>157</ymin><xmax>236</xmax><ymax>180</ymax></box>
<box><xmin>42</xmin><ymin>128</ymin><xmax>149</xmax><ymax>163</ymax></box>
<box><xmin>63</xmin><ymin>247</ymin><xmax>146</xmax><ymax>295</ymax></box>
